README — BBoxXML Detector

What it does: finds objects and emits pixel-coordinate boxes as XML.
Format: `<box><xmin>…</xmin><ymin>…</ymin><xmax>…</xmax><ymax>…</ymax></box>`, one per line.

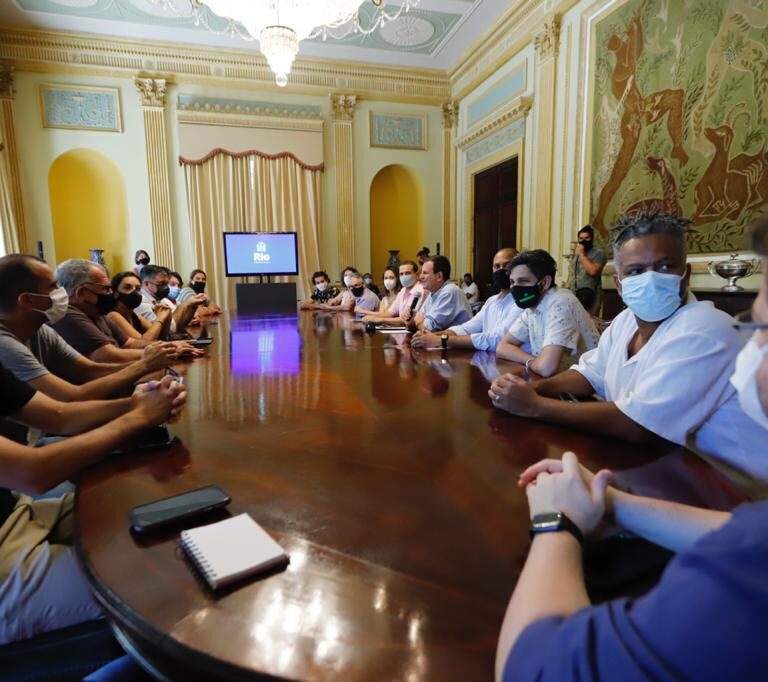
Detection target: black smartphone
<box><xmin>113</xmin><ymin>425</ymin><xmax>173</xmax><ymax>456</ymax></box>
<box><xmin>189</xmin><ymin>338</ymin><xmax>214</xmax><ymax>347</ymax></box>
<box><xmin>129</xmin><ymin>485</ymin><xmax>231</xmax><ymax>534</ymax></box>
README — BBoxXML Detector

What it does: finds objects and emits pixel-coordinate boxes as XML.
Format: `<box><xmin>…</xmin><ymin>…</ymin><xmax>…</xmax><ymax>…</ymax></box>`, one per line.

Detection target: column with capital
<box><xmin>532</xmin><ymin>15</ymin><xmax>561</xmax><ymax>251</ymax></box>
<box><xmin>330</xmin><ymin>94</ymin><xmax>357</xmax><ymax>268</ymax></box>
<box><xmin>0</xmin><ymin>65</ymin><xmax>27</xmax><ymax>253</ymax></box>
<box><xmin>441</xmin><ymin>102</ymin><xmax>459</xmax><ymax>266</ymax></box>
<box><xmin>134</xmin><ymin>77</ymin><xmax>175</xmax><ymax>267</ymax></box>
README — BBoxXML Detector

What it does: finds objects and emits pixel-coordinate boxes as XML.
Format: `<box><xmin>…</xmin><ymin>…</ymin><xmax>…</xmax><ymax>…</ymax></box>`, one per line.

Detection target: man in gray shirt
<box><xmin>0</xmin><ymin>255</ymin><xmax>176</xmax><ymax>403</ymax></box>
<box><xmin>570</xmin><ymin>225</ymin><xmax>607</xmax><ymax>313</ymax></box>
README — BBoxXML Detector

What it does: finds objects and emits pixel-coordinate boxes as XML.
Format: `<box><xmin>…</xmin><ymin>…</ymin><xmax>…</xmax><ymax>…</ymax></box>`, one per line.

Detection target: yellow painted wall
<box><xmin>13</xmin><ymin>72</ymin><xmax>154</xmax><ymax>272</ymax></box>
<box><xmin>369</xmin><ymin>164</ymin><xmax>426</xmax><ymax>283</ymax></box>
<box><xmin>48</xmin><ymin>149</ymin><xmax>129</xmax><ymax>274</ymax></box>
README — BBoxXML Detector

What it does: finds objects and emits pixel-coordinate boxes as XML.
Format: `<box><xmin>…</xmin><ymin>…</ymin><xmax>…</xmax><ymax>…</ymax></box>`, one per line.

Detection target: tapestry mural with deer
<box><xmin>591</xmin><ymin>0</ymin><xmax>768</xmax><ymax>252</ymax></box>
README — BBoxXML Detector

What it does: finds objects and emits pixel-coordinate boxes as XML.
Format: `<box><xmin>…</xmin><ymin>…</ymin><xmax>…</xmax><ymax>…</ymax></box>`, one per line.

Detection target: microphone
<box><xmin>409</xmin><ymin>290</ymin><xmax>421</xmax><ymax>313</ymax></box>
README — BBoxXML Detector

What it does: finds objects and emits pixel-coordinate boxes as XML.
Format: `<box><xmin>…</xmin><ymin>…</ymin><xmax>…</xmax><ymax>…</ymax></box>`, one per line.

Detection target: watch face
<box><xmin>531</xmin><ymin>512</ymin><xmax>564</xmax><ymax>532</ymax></box>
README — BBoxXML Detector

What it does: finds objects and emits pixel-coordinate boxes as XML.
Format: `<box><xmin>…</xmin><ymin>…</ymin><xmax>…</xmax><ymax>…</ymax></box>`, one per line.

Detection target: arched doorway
<box><xmin>48</xmin><ymin>149</ymin><xmax>129</xmax><ymax>275</ymax></box>
<box><xmin>369</xmin><ymin>165</ymin><xmax>425</xmax><ymax>285</ymax></box>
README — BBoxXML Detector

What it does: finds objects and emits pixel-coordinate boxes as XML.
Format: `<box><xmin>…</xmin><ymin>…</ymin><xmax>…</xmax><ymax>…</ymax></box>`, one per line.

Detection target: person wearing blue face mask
<box><xmin>489</xmin><ymin>211</ymin><xmax>768</xmax><ymax>484</ymax></box>
<box><xmin>493</xmin><ymin>215</ymin><xmax>768</xmax><ymax>682</ymax></box>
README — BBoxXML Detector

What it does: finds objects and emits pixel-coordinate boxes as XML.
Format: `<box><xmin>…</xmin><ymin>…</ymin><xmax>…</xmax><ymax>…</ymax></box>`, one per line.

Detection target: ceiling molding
<box><xmin>177</xmin><ymin>109</ymin><xmax>324</xmax><ymax>133</ymax></box>
<box><xmin>457</xmin><ymin>95</ymin><xmax>532</xmax><ymax>150</ymax></box>
<box><xmin>449</xmin><ymin>0</ymin><xmax>581</xmax><ymax>101</ymax></box>
<box><xmin>0</xmin><ymin>27</ymin><xmax>451</xmax><ymax>104</ymax></box>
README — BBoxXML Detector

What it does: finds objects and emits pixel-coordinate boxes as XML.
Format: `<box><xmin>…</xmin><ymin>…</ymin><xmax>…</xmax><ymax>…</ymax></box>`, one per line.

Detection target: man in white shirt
<box><xmin>360</xmin><ymin>260</ymin><xmax>427</xmax><ymax>325</ymax></box>
<box><xmin>462</xmin><ymin>273</ymin><xmax>480</xmax><ymax>305</ymax></box>
<box><xmin>412</xmin><ymin>248</ymin><xmax>520</xmax><ymax>350</ymax></box>
<box><xmin>135</xmin><ymin>265</ymin><xmax>204</xmax><ymax>332</ymax></box>
<box><xmin>488</xmin><ymin>212</ymin><xmax>767</xmax><ymax>481</ymax></box>
<box><xmin>403</xmin><ymin>256</ymin><xmax>471</xmax><ymax>333</ymax></box>
<box><xmin>496</xmin><ymin>250</ymin><xmax>599</xmax><ymax>377</ymax></box>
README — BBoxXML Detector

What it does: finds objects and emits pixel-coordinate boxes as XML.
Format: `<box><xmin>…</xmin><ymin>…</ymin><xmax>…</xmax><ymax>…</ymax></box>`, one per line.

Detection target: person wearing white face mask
<box><xmin>0</xmin><ymin>255</ymin><xmax>177</xmax><ymax>409</ymax></box>
<box><xmin>493</xmin><ymin>216</ymin><xmax>768</xmax><ymax>682</ymax></box>
<box><xmin>310</xmin><ymin>266</ymin><xmax>359</xmax><ymax>312</ymax></box>
<box><xmin>489</xmin><ymin>211</ymin><xmax>768</xmax><ymax>483</ymax></box>
<box><xmin>359</xmin><ymin>260</ymin><xmax>427</xmax><ymax>326</ymax></box>
<box><xmin>374</xmin><ymin>267</ymin><xmax>400</xmax><ymax>315</ymax></box>
<box><xmin>299</xmin><ymin>271</ymin><xmax>340</xmax><ymax>310</ymax></box>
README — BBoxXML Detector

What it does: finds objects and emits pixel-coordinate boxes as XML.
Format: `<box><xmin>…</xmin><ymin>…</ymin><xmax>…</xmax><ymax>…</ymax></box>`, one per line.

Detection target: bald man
<box><xmin>412</xmin><ymin>248</ymin><xmax>521</xmax><ymax>351</ymax></box>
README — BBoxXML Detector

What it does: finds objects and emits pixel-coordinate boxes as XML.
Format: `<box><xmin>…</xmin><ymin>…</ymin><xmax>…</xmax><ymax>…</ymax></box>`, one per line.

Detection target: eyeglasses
<box><xmin>733</xmin><ymin>309</ymin><xmax>768</xmax><ymax>331</ymax></box>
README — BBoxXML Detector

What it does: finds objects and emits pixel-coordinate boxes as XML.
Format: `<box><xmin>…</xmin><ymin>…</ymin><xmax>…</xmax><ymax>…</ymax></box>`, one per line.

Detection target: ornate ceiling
<box><xmin>1</xmin><ymin>0</ymin><xmax>510</xmax><ymax>70</ymax></box>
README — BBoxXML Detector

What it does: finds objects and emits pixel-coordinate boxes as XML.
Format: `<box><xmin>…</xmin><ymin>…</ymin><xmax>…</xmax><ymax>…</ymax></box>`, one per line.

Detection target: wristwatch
<box><xmin>441</xmin><ymin>334</ymin><xmax>449</xmax><ymax>350</ymax></box>
<box><xmin>529</xmin><ymin>512</ymin><xmax>584</xmax><ymax>544</ymax></box>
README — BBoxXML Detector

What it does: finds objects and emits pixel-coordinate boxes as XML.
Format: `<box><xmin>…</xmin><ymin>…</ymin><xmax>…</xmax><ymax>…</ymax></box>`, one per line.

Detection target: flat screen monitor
<box><xmin>223</xmin><ymin>232</ymin><xmax>299</xmax><ymax>276</ymax></box>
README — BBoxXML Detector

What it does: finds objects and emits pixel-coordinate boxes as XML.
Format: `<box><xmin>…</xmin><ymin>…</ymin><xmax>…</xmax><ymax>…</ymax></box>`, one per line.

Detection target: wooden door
<box><xmin>472</xmin><ymin>157</ymin><xmax>518</xmax><ymax>299</ymax></box>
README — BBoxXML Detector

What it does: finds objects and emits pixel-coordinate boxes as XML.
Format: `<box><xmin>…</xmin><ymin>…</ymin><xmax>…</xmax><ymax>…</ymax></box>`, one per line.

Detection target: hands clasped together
<box><xmin>520</xmin><ymin>451</ymin><xmax>613</xmax><ymax>537</ymax></box>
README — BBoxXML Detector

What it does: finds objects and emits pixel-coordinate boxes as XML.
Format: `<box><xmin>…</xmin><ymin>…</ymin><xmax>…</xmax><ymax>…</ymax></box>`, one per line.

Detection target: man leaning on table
<box><xmin>494</xmin><ymin>249</ymin><xmax>599</xmax><ymax>377</ymax></box>
<box><xmin>0</xmin><ymin>368</ymin><xmax>186</xmax><ymax>643</ymax></box>
<box><xmin>495</xmin><ymin>213</ymin><xmax>768</xmax><ymax>681</ymax></box>
<box><xmin>0</xmin><ymin>255</ymin><xmax>177</xmax><ymax>407</ymax></box>
<box><xmin>488</xmin><ymin>211</ymin><xmax>768</xmax><ymax>482</ymax></box>
<box><xmin>402</xmin><ymin>256</ymin><xmax>471</xmax><ymax>332</ymax></box>
<box><xmin>412</xmin><ymin>248</ymin><xmax>520</xmax><ymax>350</ymax></box>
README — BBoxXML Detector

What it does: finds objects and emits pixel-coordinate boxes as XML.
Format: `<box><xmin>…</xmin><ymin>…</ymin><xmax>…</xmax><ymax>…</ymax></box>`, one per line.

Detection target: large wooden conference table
<box><xmin>74</xmin><ymin>312</ymin><xmax>745</xmax><ymax>681</ymax></box>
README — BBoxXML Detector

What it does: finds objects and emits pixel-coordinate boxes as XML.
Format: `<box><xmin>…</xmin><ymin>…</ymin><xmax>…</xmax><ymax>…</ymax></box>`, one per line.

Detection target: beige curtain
<box><xmin>181</xmin><ymin>149</ymin><xmax>322</xmax><ymax>310</ymax></box>
<box><xmin>0</xmin><ymin>140</ymin><xmax>21</xmax><ymax>255</ymax></box>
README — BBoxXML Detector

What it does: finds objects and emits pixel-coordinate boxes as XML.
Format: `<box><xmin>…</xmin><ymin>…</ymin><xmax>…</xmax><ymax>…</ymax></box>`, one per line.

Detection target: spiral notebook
<box><xmin>180</xmin><ymin>513</ymin><xmax>289</xmax><ymax>590</ymax></box>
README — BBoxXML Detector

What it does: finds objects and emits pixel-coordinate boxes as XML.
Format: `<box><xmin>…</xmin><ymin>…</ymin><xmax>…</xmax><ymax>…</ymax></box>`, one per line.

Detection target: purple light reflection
<box><xmin>230</xmin><ymin>317</ymin><xmax>302</xmax><ymax>376</ymax></box>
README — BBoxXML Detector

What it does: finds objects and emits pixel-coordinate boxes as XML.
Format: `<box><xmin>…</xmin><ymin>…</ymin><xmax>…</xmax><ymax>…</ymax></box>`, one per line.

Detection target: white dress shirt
<box><xmin>509</xmin><ymin>288</ymin><xmax>599</xmax><ymax>357</ymax></box>
<box><xmin>449</xmin><ymin>291</ymin><xmax>523</xmax><ymax>351</ymax></box>
<box><xmin>136</xmin><ymin>289</ymin><xmax>176</xmax><ymax>331</ymax></box>
<box><xmin>573</xmin><ymin>300</ymin><xmax>768</xmax><ymax>480</ymax></box>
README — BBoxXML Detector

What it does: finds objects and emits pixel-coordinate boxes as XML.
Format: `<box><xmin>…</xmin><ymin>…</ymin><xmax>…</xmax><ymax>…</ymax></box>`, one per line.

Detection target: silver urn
<box><xmin>708</xmin><ymin>254</ymin><xmax>757</xmax><ymax>292</ymax></box>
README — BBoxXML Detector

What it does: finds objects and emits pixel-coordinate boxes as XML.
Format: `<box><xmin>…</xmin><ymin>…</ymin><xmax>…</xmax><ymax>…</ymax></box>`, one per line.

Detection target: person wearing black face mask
<box><xmin>133</xmin><ymin>249</ymin><xmax>150</xmax><ymax>278</ymax></box>
<box><xmin>348</xmin><ymin>274</ymin><xmax>380</xmax><ymax>314</ymax></box>
<box><xmin>412</xmin><ymin>248</ymin><xmax>522</xmax><ymax>351</ymax></box>
<box><xmin>176</xmin><ymin>268</ymin><xmax>223</xmax><ymax>316</ymax></box>
<box><xmin>51</xmin><ymin>259</ymin><xmax>166</xmax><ymax>363</ymax></box>
<box><xmin>568</xmin><ymin>225</ymin><xmax>606</xmax><ymax>313</ymax></box>
<box><xmin>134</xmin><ymin>264</ymin><xmax>208</xmax><ymax>334</ymax></box>
<box><xmin>106</xmin><ymin>271</ymin><xmax>173</xmax><ymax>344</ymax></box>
<box><xmin>495</xmin><ymin>249</ymin><xmax>600</xmax><ymax>378</ymax></box>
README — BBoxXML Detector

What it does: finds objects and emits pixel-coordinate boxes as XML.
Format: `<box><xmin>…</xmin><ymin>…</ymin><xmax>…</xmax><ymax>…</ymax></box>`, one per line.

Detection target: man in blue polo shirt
<box><xmin>404</xmin><ymin>255</ymin><xmax>471</xmax><ymax>332</ymax></box>
<box><xmin>495</xmin><ymin>214</ymin><xmax>768</xmax><ymax>681</ymax></box>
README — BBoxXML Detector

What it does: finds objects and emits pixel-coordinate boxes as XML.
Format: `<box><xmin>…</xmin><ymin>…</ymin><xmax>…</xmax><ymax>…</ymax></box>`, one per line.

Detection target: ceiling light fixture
<box><xmin>152</xmin><ymin>0</ymin><xmax>420</xmax><ymax>87</ymax></box>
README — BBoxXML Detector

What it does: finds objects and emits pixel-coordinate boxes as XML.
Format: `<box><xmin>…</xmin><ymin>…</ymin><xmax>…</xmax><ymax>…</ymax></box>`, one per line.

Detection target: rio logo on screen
<box><xmin>253</xmin><ymin>241</ymin><xmax>271</xmax><ymax>263</ymax></box>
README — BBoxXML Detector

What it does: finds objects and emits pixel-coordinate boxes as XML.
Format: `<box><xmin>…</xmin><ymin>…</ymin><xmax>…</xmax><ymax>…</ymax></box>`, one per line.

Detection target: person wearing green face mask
<box><xmin>495</xmin><ymin>250</ymin><xmax>600</xmax><ymax>377</ymax></box>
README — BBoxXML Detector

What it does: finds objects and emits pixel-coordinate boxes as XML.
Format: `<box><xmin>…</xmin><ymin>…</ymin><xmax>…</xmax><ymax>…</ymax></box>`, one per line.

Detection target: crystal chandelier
<box><xmin>153</xmin><ymin>0</ymin><xmax>420</xmax><ymax>87</ymax></box>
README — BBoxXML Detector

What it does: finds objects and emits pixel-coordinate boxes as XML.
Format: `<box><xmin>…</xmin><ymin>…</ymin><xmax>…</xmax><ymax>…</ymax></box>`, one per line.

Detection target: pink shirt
<box><xmin>388</xmin><ymin>283</ymin><xmax>428</xmax><ymax>317</ymax></box>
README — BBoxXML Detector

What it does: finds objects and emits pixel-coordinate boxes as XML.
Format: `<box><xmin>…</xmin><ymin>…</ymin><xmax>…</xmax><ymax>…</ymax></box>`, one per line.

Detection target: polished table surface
<box><xmin>74</xmin><ymin>312</ymin><xmax>744</xmax><ymax>681</ymax></box>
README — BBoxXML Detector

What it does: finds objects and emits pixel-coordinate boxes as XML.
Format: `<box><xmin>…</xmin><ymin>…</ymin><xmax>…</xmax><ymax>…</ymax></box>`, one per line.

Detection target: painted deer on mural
<box><xmin>626</xmin><ymin>156</ymin><xmax>681</xmax><ymax>216</ymax></box>
<box><xmin>693</xmin><ymin>103</ymin><xmax>763</xmax><ymax>223</ymax></box>
<box><xmin>691</xmin><ymin>0</ymin><xmax>768</xmax><ymax>153</ymax></box>
<box><xmin>592</xmin><ymin>11</ymin><xmax>688</xmax><ymax>236</ymax></box>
